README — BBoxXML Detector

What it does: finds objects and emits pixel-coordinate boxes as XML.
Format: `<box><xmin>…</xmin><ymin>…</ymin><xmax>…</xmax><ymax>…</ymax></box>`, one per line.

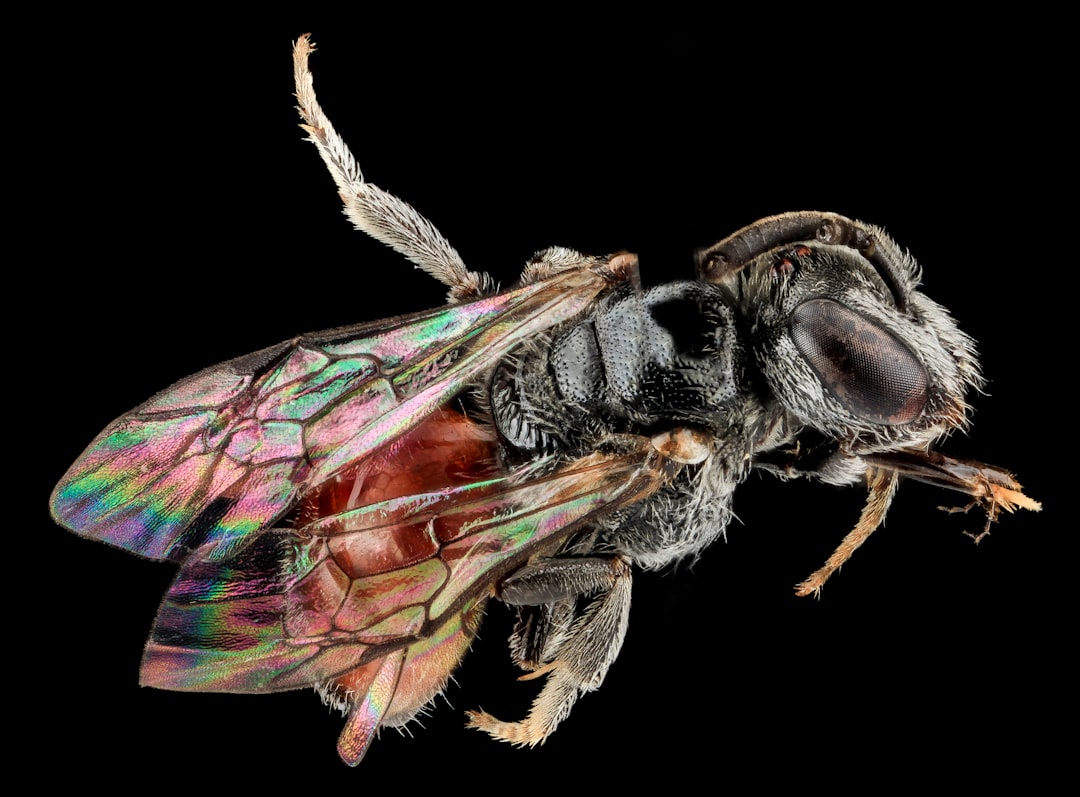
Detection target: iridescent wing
<box><xmin>50</xmin><ymin>260</ymin><xmax>628</xmax><ymax>564</ymax></box>
<box><xmin>138</xmin><ymin>408</ymin><xmax>670</xmax><ymax>765</ymax></box>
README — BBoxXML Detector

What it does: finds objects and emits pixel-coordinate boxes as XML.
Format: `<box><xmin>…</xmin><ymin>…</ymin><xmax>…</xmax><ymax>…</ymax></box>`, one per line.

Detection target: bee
<box><xmin>49</xmin><ymin>35</ymin><xmax>1039</xmax><ymax>767</ymax></box>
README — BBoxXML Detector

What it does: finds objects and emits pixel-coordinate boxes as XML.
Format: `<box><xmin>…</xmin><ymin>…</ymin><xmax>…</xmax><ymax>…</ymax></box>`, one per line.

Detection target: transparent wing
<box><xmin>50</xmin><ymin>261</ymin><xmax>625</xmax><ymax>563</ymax></box>
<box><xmin>138</xmin><ymin>415</ymin><xmax>669</xmax><ymax>765</ymax></box>
<box><xmin>140</xmin><ymin>436</ymin><xmax>666</xmax><ymax>694</ymax></box>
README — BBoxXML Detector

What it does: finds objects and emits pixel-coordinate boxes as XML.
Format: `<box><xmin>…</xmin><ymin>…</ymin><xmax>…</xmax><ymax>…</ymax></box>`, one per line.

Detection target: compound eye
<box><xmin>791</xmin><ymin>299</ymin><xmax>929</xmax><ymax>425</ymax></box>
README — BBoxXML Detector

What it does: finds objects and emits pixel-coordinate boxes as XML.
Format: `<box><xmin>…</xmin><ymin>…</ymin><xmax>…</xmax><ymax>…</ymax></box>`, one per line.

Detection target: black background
<box><xmin>32</xmin><ymin>15</ymin><xmax>1065</xmax><ymax>788</ymax></box>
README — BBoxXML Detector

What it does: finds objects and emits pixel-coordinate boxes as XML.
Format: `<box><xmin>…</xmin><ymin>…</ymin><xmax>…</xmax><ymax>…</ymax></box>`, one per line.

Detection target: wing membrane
<box><xmin>51</xmin><ymin>263</ymin><xmax>624</xmax><ymax>562</ymax></box>
<box><xmin>139</xmin><ymin>441</ymin><xmax>668</xmax><ymax>693</ymax></box>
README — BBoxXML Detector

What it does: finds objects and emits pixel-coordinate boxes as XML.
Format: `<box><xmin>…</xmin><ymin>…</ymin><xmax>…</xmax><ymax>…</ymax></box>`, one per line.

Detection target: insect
<box><xmin>50</xmin><ymin>35</ymin><xmax>1039</xmax><ymax>767</ymax></box>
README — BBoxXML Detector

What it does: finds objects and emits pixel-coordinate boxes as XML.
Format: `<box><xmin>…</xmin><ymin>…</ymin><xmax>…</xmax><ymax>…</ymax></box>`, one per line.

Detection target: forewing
<box><xmin>139</xmin><ymin>441</ymin><xmax>669</xmax><ymax>694</ymax></box>
<box><xmin>50</xmin><ymin>263</ymin><xmax>625</xmax><ymax>562</ymax></box>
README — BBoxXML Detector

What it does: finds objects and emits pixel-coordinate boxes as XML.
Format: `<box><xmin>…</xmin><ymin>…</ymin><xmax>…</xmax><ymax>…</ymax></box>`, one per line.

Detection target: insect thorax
<box><xmin>489</xmin><ymin>279</ymin><xmax>768</xmax><ymax>567</ymax></box>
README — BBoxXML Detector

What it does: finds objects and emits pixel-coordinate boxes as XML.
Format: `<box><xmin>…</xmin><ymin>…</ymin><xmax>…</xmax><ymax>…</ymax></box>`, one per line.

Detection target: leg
<box><xmin>466</xmin><ymin>556</ymin><xmax>632</xmax><ymax>745</ymax></box>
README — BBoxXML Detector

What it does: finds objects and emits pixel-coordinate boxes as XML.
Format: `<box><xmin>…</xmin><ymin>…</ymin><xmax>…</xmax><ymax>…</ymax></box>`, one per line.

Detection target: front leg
<box><xmin>466</xmin><ymin>556</ymin><xmax>633</xmax><ymax>746</ymax></box>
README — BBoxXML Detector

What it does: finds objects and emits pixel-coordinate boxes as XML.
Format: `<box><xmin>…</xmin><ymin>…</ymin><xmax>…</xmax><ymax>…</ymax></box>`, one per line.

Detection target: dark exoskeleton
<box><xmin>471</xmin><ymin>210</ymin><xmax>990</xmax><ymax>744</ymax></box>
